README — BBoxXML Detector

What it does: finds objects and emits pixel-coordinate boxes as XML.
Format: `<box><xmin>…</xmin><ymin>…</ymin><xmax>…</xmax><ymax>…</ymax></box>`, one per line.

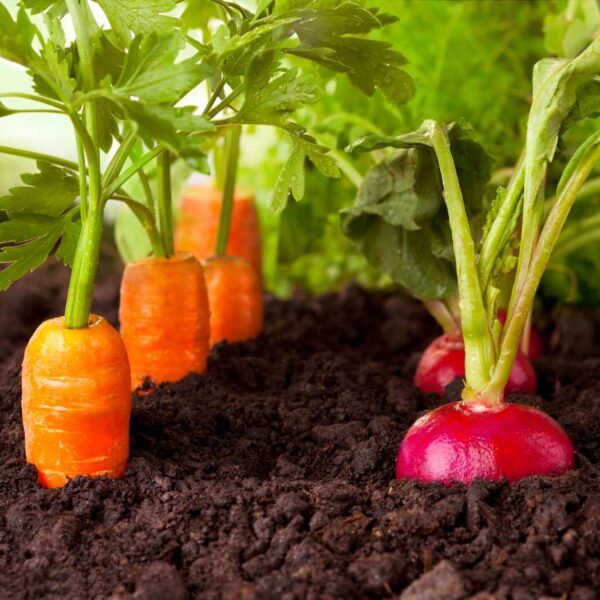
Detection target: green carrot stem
<box><xmin>0</xmin><ymin>145</ymin><xmax>79</xmax><ymax>170</ymax></box>
<box><xmin>215</xmin><ymin>126</ymin><xmax>241</xmax><ymax>256</ymax></box>
<box><xmin>64</xmin><ymin>163</ymin><xmax>103</xmax><ymax>329</ymax></box>
<box><xmin>66</xmin><ymin>0</ymin><xmax>98</xmax><ymax>145</ymax></box>
<box><xmin>104</xmin><ymin>146</ymin><xmax>165</xmax><ymax>200</ymax></box>
<box><xmin>207</xmin><ymin>84</ymin><xmax>244</xmax><ymax>119</ymax></box>
<box><xmin>203</xmin><ymin>78</ymin><xmax>227</xmax><ymax>116</ymax></box>
<box><xmin>427</xmin><ymin>121</ymin><xmax>496</xmax><ymax>399</ymax></box>
<box><xmin>112</xmin><ymin>194</ymin><xmax>165</xmax><ymax>257</ymax></box>
<box><xmin>102</xmin><ymin>129</ymin><xmax>138</xmax><ymax>189</ymax></box>
<box><xmin>156</xmin><ymin>151</ymin><xmax>175</xmax><ymax>256</ymax></box>
<box><xmin>137</xmin><ymin>169</ymin><xmax>156</xmax><ymax>218</ymax></box>
<box><xmin>76</xmin><ymin>137</ymin><xmax>88</xmax><ymax>223</ymax></box>
<box><xmin>63</xmin><ymin>0</ymin><xmax>103</xmax><ymax>329</ymax></box>
<box><xmin>0</xmin><ymin>92</ymin><xmax>66</xmax><ymax>111</ymax></box>
<box><xmin>484</xmin><ymin>140</ymin><xmax>600</xmax><ymax>398</ymax></box>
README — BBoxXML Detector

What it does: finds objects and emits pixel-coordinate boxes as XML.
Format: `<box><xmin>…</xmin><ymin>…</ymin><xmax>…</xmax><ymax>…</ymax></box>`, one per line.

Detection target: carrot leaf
<box><xmin>119</xmin><ymin>102</ymin><xmax>213</xmax><ymax>172</ymax></box>
<box><xmin>55</xmin><ymin>217</ymin><xmax>82</xmax><ymax>267</ymax></box>
<box><xmin>0</xmin><ymin>4</ymin><xmax>38</xmax><ymax>67</ymax></box>
<box><xmin>270</xmin><ymin>134</ymin><xmax>340</xmax><ymax>213</ymax></box>
<box><xmin>111</xmin><ymin>33</ymin><xmax>212</xmax><ymax>103</ymax></box>
<box><xmin>94</xmin><ymin>0</ymin><xmax>179</xmax><ymax>47</ymax></box>
<box><xmin>0</xmin><ymin>162</ymin><xmax>79</xmax><ymax>217</ymax></box>
<box><xmin>239</xmin><ymin>68</ymin><xmax>321</xmax><ymax>122</ymax></box>
<box><xmin>0</xmin><ymin>212</ymin><xmax>76</xmax><ymax>291</ymax></box>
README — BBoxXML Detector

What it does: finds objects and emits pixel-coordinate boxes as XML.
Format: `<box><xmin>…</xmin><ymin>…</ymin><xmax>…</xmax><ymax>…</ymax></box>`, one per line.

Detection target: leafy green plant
<box><xmin>343</xmin><ymin>32</ymin><xmax>600</xmax><ymax>398</ymax></box>
<box><xmin>260</xmin><ymin>0</ymin><xmax>553</xmax><ymax>295</ymax></box>
<box><xmin>0</xmin><ymin>0</ymin><xmax>415</xmax><ymax>305</ymax></box>
<box><xmin>344</xmin><ymin>32</ymin><xmax>600</xmax><ymax>484</ymax></box>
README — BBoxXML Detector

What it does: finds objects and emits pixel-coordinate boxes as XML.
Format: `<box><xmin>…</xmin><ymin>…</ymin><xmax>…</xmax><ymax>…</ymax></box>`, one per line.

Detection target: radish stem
<box><xmin>485</xmin><ymin>139</ymin><xmax>600</xmax><ymax>398</ymax></box>
<box><xmin>427</xmin><ymin>121</ymin><xmax>496</xmax><ymax>399</ymax></box>
<box><xmin>423</xmin><ymin>299</ymin><xmax>460</xmax><ymax>333</ymax></box>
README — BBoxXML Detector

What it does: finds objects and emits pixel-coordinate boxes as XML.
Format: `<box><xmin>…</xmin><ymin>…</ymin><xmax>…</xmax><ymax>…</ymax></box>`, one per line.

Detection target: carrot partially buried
<box><xmin>119</xmin><ymin>252</ymin><xmax>210</xmax><ymax>389</ymax></box>
<box><xmin>203</xmin><ymin>255</ymin><xmax>263</xmax><ymax>347</ymax></box>
<box><xmin>175</xmin><ymin>186</ymin><xmax>263</xmax><ymax>278</ymax></box>
<box><xmin>22</xmin><ymin>315</ymin><xmax>131</xmax><ymax>489</ymax></box>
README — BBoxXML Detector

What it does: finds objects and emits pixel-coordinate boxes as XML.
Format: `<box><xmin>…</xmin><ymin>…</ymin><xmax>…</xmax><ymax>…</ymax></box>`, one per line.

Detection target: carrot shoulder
<box><xmin>175</xmin><ymin>186</ymin><xmax>262</xmax><ymax>278</ymax></box>
<box><xmin>203</xmin><ymin>255</ymin><xmax>263</xmax><ymax>347</ymax></box>
<box><xmin>22</xmin><ymin>315</ymin><xmax>131</xmax><ymax>489</ymax></box>
<box><xmin>119</xmin><ymin>252</ymin><xmax>210</xmax><ymax>389</ymax></box>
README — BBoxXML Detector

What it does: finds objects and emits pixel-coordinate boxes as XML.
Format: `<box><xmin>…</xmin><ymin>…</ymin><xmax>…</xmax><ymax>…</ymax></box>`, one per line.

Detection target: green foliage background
<box><xmin>245</xmin><ymin>0</ymin><xmax>557</xmax><ymax>296</ymax></box>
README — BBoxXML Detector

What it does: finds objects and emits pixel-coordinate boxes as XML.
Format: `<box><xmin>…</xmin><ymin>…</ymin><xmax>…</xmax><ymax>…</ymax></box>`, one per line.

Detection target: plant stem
<box><xmin>156</xmin><ymin>151</ymin><xmax>175</xmax><ymax>256</ymax></box>
<box><xmin>478</xmin><ymin>158</ymin><xmax>525</xmax><ymax>290</ymax></box>
<box><xmin>76</xmin><ymin>137</ymin><xmax>88</xmax><ymax>222</ymax></box>
<box><xmin>215</xmin><ymin>126</ymin><xmax>241</xmax><ymax>256</ymax></box>
<box><xmin>104</xmin><ymin>145</ymin><xmax>165</xmax><ymax>200</ymax></box>
<box><xmin>137</xmin><ymin>169</ymin><xmax>156</xmax><ymax>218</ymax></box>
<box><xmin>63</xmin><ymin>0</ymin><xmax>103</xmax><ymax>329</ymax></box>
<box><xmin>66</xmin><ymin>0</ymin><xmax>99</xmax><ymax>148</ymax></box>
<box><xmin>485</xmin><ymin>140</ymin><xmax>600</xmax><ymax>397</ymax></box>
<box><xmin>102</xmin><ymin>129</ymin><xmax>138</xmax><ymax>190</ymax></box>
<box><xmin>427</xmin><ymin>121</ymin><xmax>496</xmax><ymax>399</ymax></box>
<box><xmin>64</xmin><ymin>161</ymin><xmax>103</xmax><ymax>329</ymax></box>
<box><xmin>203</xmin><ymin>78</ymin><xmax>227</xmax><ymax>115</ymax></box>
<box><xmin>112</xmin><ymin>194</ymin><xmax>165</xmax><ymax>257</ymax></box>
<box><xmin>0</xmin><ymin>92</ymin><xmax>66</xmax><ymax>111</ymax></box>
<box><xmin>423</xmin><ymin>299</ymin><xmax>460</xmax><ymax>333</ymax></box>
<box><xmin>543</xmin><ymin>176</ymin><xmax>600</xmax><ymax>218</ymax></box>
<box><xmin>207</xmin><ymin>84</ymin><xmax>244</xmax><ymax>118</ymax></box>
<box><xmin>0</xmin><ymin>145</ymin><xmax>79</xmax><ymax>170</ymax></box>
<box><xmin>552</xmin><ymin>213</ymin><xmax>600</xmax><ymax>258</ymax></box>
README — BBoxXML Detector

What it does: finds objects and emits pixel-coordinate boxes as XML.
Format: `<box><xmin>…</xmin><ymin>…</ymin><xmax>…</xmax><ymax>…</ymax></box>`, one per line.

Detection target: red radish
<box><xmin>396</xmin><ymin>400</ymin><xmax>574</xmax><ymax>484</ymax></box>
<box><xmin>414</xmin><ymin>332</ymin><xmax>537</xmax><ymax>396</ymax></box>
<box><xmin>497</xmin><ymin>309</ymin><xmax>544</xmax><ymax>360</ymax></box>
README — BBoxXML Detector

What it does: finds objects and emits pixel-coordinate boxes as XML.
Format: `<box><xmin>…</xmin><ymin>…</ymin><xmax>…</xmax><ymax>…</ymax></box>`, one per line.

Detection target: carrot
<box><xmin>22</xmin><ymin>315</ymin><xmax>131</xmax><ymax>489</ymax></box>
<box><xmin>175</xmin><ymin>185</ymin><xmax>263</xmax><ymax>278</ymax></box>
<box><xmin>203</xmin><ymin>255</ymin><xmax>263</xmax><ymax>347</ymax></box>
<box><xmin>119</xmin><ymin>252</ymin><xmax>210</xmax><ymax>389</ymax></box>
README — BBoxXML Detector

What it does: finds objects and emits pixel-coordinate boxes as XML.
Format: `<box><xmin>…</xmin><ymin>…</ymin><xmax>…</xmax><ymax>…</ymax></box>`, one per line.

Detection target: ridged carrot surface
<box><xmin>120</xmin><ymin>253</ymin><xmax>210</xmax><ymax>389</ymax></box>
<box><xmin>203</xmin><ymin>255</ymin><xmax>263</xmax><ymax>347</ymax></box>
<box><xmin>175</xmin><ymin>186</ymin><xmax>262</xmax><ymax>278</ymax></box>
<box><xmin>22</xmin><ymin>315</ymin><xmax>131</xmax><ymax>489</ymax></box>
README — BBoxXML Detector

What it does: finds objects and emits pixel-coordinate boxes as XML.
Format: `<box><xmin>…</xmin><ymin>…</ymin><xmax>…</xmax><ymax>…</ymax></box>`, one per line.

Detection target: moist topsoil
<box><xmin>1</xmin><ymin>261</ymin><xmax>600</xmax><ymax>600</ymax></box>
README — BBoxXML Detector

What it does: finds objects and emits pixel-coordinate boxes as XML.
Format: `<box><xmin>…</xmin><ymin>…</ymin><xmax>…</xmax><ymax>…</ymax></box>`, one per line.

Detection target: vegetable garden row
<box><xmin>2</xmin><ymin>0</ymin><xmax>600</xmax><ymax>598</ymax></box>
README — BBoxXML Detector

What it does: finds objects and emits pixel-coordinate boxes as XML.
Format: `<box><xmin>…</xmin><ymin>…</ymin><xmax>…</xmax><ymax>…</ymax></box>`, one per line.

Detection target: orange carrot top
<box><xmin>22</xmin><ymin>315</ymin><xmax>131</xmax><ymax>489</ymax></box>
<box><xmin>203</xmin><ymin>254</ymin><xmax>263</xmax><ymax>347</ymax></box>
<box><xmin>119</xmin><ymin>252</ymin><xmax>210</xmax><ymax>389</ymax></box>
<box><xmin>175</xmin><ymin>185</ymin><xmax>263</xmax><ymax>278</ymax></box>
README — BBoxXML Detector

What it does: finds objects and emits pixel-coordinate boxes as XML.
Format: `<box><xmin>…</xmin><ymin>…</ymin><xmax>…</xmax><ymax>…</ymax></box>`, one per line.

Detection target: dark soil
<box><xmin>1</xmin><ymin>262</ymin><xmax>600</xmax><ymax>600</ymax></box>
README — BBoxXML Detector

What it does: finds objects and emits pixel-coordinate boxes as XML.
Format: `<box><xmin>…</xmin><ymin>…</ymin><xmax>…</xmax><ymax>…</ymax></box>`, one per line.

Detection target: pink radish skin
<box><xmin>414</xmin><ymin>332</ymin><xmax>537</xmax><ymax>397</ymax></box>
<box><xmin>396</xmin><ymin>401</ymin><xmax>574</xmax><ymax>484</ymax></box>
<box><xmin>497</xmin><ymin>309</ymin><xmax>544</xmax><ymax>360</ymax></box>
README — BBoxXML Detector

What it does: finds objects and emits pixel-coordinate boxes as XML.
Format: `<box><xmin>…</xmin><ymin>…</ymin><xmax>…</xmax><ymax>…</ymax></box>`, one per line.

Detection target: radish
<box><xmin>414</xmin><ymin>332</ymin><xmax>537</xmax><ymax>397</ymax></box>
<box><xmin>346</xmin><ymin>35</ymin><xmax>600</xmax><ymax>482</ymax></box>
<box><xmin>396</xmin><ymin>401</ymin><xmax>574</xmax><ymax>483</ymax></box>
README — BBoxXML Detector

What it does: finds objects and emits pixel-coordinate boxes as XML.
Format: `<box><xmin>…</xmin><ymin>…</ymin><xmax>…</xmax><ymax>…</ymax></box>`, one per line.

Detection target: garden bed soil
<box><xmin>1</xmin><ymin>261</ymin><xmax>600</xmax><ymax>599</ymax></box>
